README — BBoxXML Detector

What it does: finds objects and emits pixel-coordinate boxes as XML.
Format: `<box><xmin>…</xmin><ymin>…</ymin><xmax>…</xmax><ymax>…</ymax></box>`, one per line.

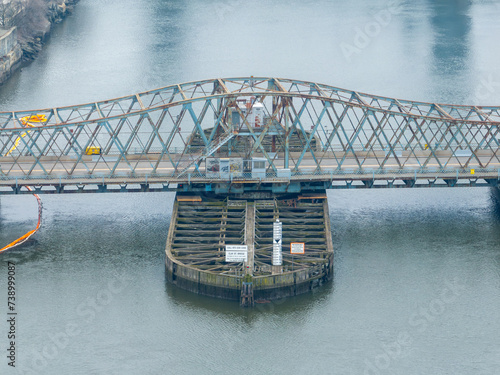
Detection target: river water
<box><xmin>1</xmin><ymin>1</ymin><xmax>500</xmax><ymax>374</ymax></box>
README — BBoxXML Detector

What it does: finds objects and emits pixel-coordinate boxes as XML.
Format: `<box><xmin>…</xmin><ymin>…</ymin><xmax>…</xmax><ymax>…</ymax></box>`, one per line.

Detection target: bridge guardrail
<box><xmin>1</xmin><ymin>167</ymin><xmax>499</xmax><ymax>183</ymax></box>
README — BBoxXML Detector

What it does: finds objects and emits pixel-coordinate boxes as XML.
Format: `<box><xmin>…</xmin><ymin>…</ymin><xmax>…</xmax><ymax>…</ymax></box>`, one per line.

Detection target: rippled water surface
<box><xmin>1</xmin><ymin>1</ymin><xmax>500</xmax><ymax>374</ymax></box>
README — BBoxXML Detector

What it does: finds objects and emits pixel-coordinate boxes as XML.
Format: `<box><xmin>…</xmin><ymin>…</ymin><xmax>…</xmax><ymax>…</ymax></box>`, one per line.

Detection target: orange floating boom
<box><xmin>0</xmin><ymin>187</ymin><xmax>42</xmax><ymax>253</ymax></box>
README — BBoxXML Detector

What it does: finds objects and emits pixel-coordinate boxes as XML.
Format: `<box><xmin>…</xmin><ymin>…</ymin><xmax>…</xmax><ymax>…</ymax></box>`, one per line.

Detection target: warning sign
<box><xmin>290</xmin><ymin>242</ymin><xmax>305</xmax><ymax>254</ymax></box>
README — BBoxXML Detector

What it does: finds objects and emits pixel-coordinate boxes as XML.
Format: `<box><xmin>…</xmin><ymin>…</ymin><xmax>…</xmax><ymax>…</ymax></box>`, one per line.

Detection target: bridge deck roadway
<box><xmin>0</xmin><ymin>152</ymin><xmax>499</xmax><ymax>194</ymax></box>
<box><xmin>1</xmin><ymin>153</ymin><xmax>499</xmax><ymax>176</ymax></box>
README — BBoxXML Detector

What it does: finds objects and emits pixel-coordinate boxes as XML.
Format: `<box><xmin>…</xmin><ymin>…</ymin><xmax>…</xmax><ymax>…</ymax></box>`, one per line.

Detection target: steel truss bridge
<box><xmin>1</xmin><ymin>77</ymin><xmax>500</xmax><ymax>195</ymax></box>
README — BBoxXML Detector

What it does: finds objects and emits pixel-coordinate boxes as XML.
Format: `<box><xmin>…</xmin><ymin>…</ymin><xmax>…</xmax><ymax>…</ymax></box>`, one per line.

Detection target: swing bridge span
<box><xmin>1</xmin><ymin>77</ymin><xmax>500</xmax><ymax>195</ymax></box>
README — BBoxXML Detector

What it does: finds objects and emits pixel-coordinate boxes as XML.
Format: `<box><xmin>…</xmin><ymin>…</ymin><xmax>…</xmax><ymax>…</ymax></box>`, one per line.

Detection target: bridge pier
<box><xmin>444</xmin><ymin>178</ymin><xmax>457</xmax><ymax>187</ymax></box>
<box><xmin>485</xmin><ymin>179</ymin><xmax>499</xmax><ymax>187</ymax></box>
<box><xmin>164</xmin><ymin>190</ymin><xmax>334</xmax><ymax>305</ymax></box>
<box><xmin>493</xmin><ymin>186</ymin><xmax>500</xmax><ymax>204</ymax></box>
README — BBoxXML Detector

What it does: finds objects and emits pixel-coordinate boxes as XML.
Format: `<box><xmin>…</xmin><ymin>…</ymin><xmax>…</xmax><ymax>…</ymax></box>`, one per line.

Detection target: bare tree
<box><xmin>16</xmin><ymin>0</ymin><xmax>50</xmax><ymax>39</ymax></box>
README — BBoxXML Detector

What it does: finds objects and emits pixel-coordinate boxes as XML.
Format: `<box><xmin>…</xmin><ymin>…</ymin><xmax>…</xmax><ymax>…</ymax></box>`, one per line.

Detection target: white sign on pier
<box><xmin>225</xmin><ymin>245</ymin><xmax>248</xmax><ymax>262</ymax></box>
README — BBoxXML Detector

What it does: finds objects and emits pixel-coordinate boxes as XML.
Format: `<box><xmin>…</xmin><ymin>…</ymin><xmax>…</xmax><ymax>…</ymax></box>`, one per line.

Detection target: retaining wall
<box><xmin>0</xmin><ymin>27</ymin><xmax>22</xmax><ymax>84</ymax></box>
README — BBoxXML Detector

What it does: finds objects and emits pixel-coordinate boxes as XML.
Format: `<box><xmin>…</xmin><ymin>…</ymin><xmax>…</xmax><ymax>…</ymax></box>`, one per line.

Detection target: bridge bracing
<box><xmin>1</xmin><ymin>77</ymin><xmax>500</xmax><ymax>194</ymax></box>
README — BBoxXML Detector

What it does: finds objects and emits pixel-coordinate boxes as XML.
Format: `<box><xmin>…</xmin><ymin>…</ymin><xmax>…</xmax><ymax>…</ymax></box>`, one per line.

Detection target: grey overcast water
<box><xmin>1</xmin><ymin>0</ymin><xmax>500</xmax><ymax>374</ymax></box>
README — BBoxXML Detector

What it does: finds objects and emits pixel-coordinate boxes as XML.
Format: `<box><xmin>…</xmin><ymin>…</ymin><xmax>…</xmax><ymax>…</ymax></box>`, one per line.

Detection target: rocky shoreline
<box><xmin>0</xmin><ymin>0</ymin><xmax>78</xmax><ymax>85</ymax></box>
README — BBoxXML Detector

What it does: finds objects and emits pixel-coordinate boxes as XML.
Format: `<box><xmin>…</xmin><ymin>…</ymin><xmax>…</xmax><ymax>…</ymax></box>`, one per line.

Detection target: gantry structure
<box><xmin>1</xmin><ymin>77</ymin><xmax>500</xmax><ymax>194</ymax></box>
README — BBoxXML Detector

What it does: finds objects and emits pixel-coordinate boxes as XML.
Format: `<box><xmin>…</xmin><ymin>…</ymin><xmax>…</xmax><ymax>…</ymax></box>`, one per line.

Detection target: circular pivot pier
<box><xmin>165</xmin><ymin>193</ymin><xmax>334</xmax><ymax>305</ymax></box>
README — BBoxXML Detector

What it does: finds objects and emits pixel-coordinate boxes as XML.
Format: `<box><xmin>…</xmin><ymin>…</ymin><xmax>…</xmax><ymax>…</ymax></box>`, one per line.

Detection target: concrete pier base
<box><xmin>165</xmin><ymin>192</ymin><xmax>334</xmax><ymax>305</ymax></box>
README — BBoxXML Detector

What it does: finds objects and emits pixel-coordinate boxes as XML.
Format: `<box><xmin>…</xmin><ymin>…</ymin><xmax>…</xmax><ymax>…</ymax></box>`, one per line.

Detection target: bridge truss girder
<box><xmin>1</xmin><ymin>77</ymin><xmax>500</xmax><ymax>193</ymax></box>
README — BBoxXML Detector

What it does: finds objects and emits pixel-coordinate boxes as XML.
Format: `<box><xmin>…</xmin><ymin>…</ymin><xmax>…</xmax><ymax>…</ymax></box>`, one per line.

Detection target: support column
<box><xmin>284</xmin><ymin>98</ymin><xmax>290</xmax><ymax>169</ymax></box>
<box><xmin>241</xmin><ymin>202</ymin><xmax>255</xmax><ymax>307</ymax></box>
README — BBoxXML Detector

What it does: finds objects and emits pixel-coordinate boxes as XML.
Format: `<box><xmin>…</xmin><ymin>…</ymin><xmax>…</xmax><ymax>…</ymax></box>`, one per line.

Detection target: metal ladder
<box><xmin>176</xmin><ymin>131</ymin><xmax>235</xmax><ymax>177</ymax></box>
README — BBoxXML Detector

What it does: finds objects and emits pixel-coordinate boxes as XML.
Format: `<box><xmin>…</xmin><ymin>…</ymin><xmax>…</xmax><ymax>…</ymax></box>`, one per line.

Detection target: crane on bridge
<box><xmin>1</xmin><ymin>115</ymin><xmax>45</xmax><ymax>252</ymax></box>
<box><xmin>5</xmin><ymin>114</ymin><xmax>46</xmax><ymax>156</ymax></box>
